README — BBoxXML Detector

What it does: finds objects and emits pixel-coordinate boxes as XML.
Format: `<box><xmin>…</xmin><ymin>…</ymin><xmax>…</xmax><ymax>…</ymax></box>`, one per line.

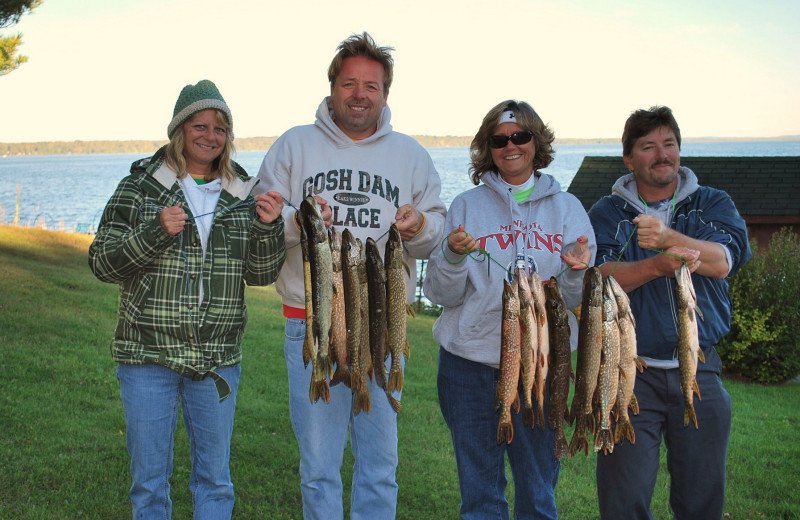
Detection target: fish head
<box><xmin>342</xmin><ymin>229</ymin><xmax>362</xmax><ymax>267</ymax></box>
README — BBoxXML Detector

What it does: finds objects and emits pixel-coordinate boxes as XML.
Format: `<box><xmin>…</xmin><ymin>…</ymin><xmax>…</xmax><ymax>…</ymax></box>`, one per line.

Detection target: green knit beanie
<box><xmin>168</xmin><ymin>79</ymin><xmax>233</xmax><ymax>138</ymax></box>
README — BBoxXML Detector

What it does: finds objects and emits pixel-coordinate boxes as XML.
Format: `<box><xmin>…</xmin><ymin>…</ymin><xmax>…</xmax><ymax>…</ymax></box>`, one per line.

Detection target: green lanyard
<box><xmin>637</xmin><ymin>190</ymin><xmax>676</xmax><ymax>216</ymax></box>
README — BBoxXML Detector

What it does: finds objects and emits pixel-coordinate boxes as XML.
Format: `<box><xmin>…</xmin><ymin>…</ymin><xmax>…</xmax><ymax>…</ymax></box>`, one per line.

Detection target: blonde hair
<box><xmin>165</xmin><ymin>109</ymin><xmax>237</xmax><ymax>182</ymax></box>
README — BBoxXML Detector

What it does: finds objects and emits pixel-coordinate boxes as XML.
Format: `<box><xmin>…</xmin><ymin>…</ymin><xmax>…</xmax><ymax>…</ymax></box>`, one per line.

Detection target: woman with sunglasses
<box><xmin>423</xmin><ymin>100</ymin><xmax>595</xmax><ymax>519</ymax></box>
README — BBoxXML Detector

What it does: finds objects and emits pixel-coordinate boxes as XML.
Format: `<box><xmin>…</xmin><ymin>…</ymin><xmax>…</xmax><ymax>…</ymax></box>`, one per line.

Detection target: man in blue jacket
<box><xmin>588</xmin><ymin>105</ymin><xmax>751</xmax><ymax>520</ymax></box>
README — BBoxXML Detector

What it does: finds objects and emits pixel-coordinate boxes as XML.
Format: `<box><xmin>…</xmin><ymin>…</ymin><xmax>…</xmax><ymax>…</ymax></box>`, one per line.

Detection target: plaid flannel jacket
<box><xmin>89</xmin><ymin>148</ymin><xmax>285</xmax><ymax>387</ymax></box>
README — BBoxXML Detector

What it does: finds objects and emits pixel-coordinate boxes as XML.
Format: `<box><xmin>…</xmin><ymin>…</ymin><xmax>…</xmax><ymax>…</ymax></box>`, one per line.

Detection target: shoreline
<box><xmin>2</xmin><ymin>135</ymin><xmax>800</xmax><ymax>157</ymax></box>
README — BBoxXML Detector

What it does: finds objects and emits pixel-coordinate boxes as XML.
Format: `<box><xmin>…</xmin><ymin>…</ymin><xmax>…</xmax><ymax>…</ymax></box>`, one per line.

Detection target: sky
<box><xmin>1</xmin><ymin>0</ymin><xmax>798</xmax><ymax>143</ymax></box>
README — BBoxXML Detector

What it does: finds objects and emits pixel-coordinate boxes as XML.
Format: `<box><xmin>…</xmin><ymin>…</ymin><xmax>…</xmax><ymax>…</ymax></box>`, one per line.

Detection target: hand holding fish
<box><xmin>315</xmin><ymin>196</ymin><xmax>333</xmax><ymax>227</ymax></box>
<box><xmin>446</xmin><ymin>225</ymin><xmax>478</xmax><ymax>255</ymax></box>
<box><xmin>394</xmin><ymin>204</ymin><xmax>424</xmax><ymax>241</ymax></box>
<box><xmin>561</xmin><ymin>235</ymin><xmax>591</xmax><ymax>270</ymax></box>
<box><xmin>254</xmin><ymin>191</ymin><xmax>284</xmax><ymax>224</ymax></box>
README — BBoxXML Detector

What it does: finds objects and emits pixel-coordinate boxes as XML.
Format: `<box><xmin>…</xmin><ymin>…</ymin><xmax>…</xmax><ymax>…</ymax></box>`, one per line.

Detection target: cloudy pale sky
<box><xmin>1</xmin><ymin>0</ymin><xmax>798</xmax><ymax>143</ymax></box>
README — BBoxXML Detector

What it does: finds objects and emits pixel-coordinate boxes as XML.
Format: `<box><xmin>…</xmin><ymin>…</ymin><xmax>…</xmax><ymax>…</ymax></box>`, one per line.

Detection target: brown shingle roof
<box><xmin>567</xmin><ymin>156</ymin><xmax>800</xmax><ymax>217</ymax></box>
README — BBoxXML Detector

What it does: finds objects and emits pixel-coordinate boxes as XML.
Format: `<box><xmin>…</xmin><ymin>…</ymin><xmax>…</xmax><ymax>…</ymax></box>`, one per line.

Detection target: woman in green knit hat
<box><xmin>89</xmin><ymin>79</ymin><xmax>286</xmax><ymax>519</ymax></box>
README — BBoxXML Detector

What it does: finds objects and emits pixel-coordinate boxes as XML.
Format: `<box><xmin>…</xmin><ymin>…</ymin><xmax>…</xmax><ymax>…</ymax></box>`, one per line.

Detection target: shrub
<box><xmin>718</xmin><ymin>227</ymin><xmax>800</xmax><ymax>383</ymax></box>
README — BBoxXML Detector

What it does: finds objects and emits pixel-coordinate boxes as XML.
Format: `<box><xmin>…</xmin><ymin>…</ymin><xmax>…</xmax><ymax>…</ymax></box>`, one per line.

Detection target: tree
<box><xmin>1</xmin><ymin>0</ymin><xmax>42</xmax><ymax>76</ymax></box>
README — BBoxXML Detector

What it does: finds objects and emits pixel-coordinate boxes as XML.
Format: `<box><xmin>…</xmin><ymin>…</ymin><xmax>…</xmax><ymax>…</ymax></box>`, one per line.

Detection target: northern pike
<box><xmin>569</xmin><ymin>266</ymin><xmax>604</xmax><ymax>457</ymax></box>
<box><xmin>594</xmin><ymin>277</ymin><xmax>620</xmax><ymax>455</ymax></box>
<box><xmin>298</xmin><ymin>197</ymin><xmax>333</xmax><ymax>403</ymax></box>
<box><xmin>675</xmin><ymin>263</ymin><xmax>705</xmax><ymax>429</ymax></box>
<box><xmin>366</xmin><ymin>238</ymin><xmax>401</xmax><ymax>413</ymax></box>
<box><xmin>328</xmin><ymin>227</ymin><xmax>350</xmax><ymax>387</ymax></box>
<box><xmin>353</xmin><ymin>238</ymin><xmax>373</xmax><ymax>415</ymax></box>
<box><xmin>342</xmin><ymin>229</ymin><xmax>370</xmax><ymax>414</ymax></box>
<box><xmin>496</xmin><ymin>275</ymin><xmax>521</xmax><ymax>445</ymax></box>
<box><xmin>545</xmin><ymin>276</ymin><xmax>572</xmax><ymax>461</ymax></box>
<box><xmin>517</xmin><ymin>268</ymin><xmax>537</xmax><ymax>428</ymax></box>
<box><xmin>385</xmin><ymin>223</ymin><xmax>411</xmax><ymax>394</ymax></box>
<box><xmin>529</xmin><ymin>270</ymin><xmax>550</xmax><ymax>430</ymax></box>
<box><xmin>299</xmin><ymin>215</ymin><xmax>314</xmax><ymax>369</ymax></box>
<box><xmin>606</xmin><ymin>274</ymin><xmax>643</xmax><ymax>445</ymax></box>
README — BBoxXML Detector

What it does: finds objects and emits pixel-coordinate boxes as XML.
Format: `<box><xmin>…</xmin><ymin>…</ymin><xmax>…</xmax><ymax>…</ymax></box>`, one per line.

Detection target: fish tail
<box><xmin>497</xmin><ymin>419</ymin><xmax>514</xmax><ymax>445</ymax></box>
<box><xmin>594</xmin><ymin>429</ymin><xmax>615</xmax><ymax>455</ymax></box>
<box><xmin>387</xmin><ymin>367</ymin><xmax>404</xmax><ymax>393</ymax></box>
<box><xmin>386</xmin><ymin>392</ymin><xmax>402</xmax><ymax>414</ymax></box>
<box><xmin>614</xmin><ymin>418</ymin><xmax>636</xmax><ymax>445</ymax></box>
<box><xmin>568</xmin><ymin>430</ymin><xmax>589</xmax><ymax>458</ymax></box>
<box><xmin>353</xmin><ymin>389</ymin><xmax>371</xmax><ymax>416</ymax></box>
<box><xmin>309</xmin><ymin>379</ymin><xmax>330</xmax><ymax>404</ymax></box>
<box><xmin>523</xmin><ymin>406</ymin><xmax>534</xmax><ymax>428</ymax></box>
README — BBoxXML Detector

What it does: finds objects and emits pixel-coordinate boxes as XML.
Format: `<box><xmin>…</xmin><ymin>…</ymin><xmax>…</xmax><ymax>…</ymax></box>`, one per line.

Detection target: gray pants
<box><xmin>596</xmin><ymin>347</ymin><xmax>731</xmax><ymax>520</ymax></box>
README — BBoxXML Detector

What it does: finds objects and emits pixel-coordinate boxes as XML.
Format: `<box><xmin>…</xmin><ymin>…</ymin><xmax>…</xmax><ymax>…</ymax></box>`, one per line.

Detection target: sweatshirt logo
<box><xmin>334</xmin><ymin>193</ymin><xmax>370</xmax><ymax>206</ymax></box>
<box><xmin>302</xmin><ymin>168</ymin><xmax>400</xmax><ymax>230</ymax></box>
<box><xmin>473</xmin><ymin>220</ymin><xmax>564</xmax><ymax>257</ymax></box>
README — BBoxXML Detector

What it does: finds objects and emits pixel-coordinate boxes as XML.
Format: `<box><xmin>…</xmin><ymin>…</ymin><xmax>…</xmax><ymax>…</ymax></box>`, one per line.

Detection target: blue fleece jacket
<box><xmin>588</xmin><ymin>167</ymin><xmax>751</xmax><ymax>363</ymax></box>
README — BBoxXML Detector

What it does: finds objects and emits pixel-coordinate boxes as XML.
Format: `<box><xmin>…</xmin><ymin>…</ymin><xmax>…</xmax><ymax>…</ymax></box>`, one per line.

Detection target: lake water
<box><xmin>1</xmin><ymin>141</ymin><xmax>797</xmax><ymax>232</ymax></box>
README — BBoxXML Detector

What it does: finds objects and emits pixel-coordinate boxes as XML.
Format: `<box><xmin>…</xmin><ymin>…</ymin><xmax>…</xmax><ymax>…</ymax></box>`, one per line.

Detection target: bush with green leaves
<box><xmin>718</xmin><ymin>227</ymin><xmax>800</xmax><ymax>384</ymax></box>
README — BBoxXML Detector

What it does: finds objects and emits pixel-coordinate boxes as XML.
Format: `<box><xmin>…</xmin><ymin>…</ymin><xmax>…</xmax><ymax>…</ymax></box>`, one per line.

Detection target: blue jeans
<box><xmin>438</xmin><ymin>347</ymin><xmax>560</xmax><ymax>520</ymax></box>
<box><xmin>284</xmin><ymin>317</ymin><xmax>401</xmax><ymax>520</ymax></box>
<box><xmin>117</xmin><ymin>363</ymin><xmax>241</xmax><ymax>520</ymax></box>
<box><xmin>596</xmin><ymin>347</ymin><xmax>731</xmax><ymax>520</ymax></box>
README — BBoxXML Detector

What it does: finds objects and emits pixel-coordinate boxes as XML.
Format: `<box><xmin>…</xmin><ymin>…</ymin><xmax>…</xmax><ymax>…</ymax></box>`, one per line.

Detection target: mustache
<box><xmin>652</xmin><ymin>159</ymin><xmax>673</xmax><ymax>167</ymax></box>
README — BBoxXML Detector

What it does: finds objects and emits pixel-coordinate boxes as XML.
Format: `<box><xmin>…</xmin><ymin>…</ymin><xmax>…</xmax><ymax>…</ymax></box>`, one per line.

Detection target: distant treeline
<box><xmin>1</xmin><ymin>135</ymin><xmax>797</xmax><ymax>156</ymax></box>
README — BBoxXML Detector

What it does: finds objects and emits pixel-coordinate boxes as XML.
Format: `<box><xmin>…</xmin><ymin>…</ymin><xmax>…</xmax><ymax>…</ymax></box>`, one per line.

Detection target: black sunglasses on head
<box><xmin>488</xmin><ymin>130</ymin><xmax>534</xmax><ymax>149</ymax></box>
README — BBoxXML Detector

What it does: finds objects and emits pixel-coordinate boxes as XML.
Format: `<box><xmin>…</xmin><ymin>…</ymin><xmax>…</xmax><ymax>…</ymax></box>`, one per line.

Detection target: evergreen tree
<box><xmin>1</xmin><ymin>0</ymin><xmax>42</xmax><ymax>76</ymax></box>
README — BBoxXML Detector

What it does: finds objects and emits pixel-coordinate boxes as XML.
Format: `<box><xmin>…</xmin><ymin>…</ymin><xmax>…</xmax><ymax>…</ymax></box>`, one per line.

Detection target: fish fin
<box><xmin>512</xmin><ymin>392</ymin><xmax>521</xmax><ymax>414</ymax></box>
<box><xmin>406</xmin><ymin>303</ymin><xmax>416</xmax><ymax>318</ymax></box>
<box><xmin>302</xmin><ymin>342</ymin><xmax>313</xmax><ymax>368</ymax></box>
<box><xmin>693</xmin><ymin>378</ymin><xmax>702</xmax><ymax>400</ymax></box>
<box><xmin>403</xmin><ymin>339</ymin><xmax>411</xmax><ymax>360</ymax></box>
<box><xmin>629</xmin><ymin>393</ymin><xmax>640</xmax><ymax>415</ymax></box>
<box><xmin>635</xmin><ymin>357</ymin><xmax>647</xmax><ymax>372</ymax></box>
<box><xmin>330</xmin><ymin>365</ymin><xmax>351</xmax><ymax>388</ymax></box>
<box><xmin>697</xmin><ymin>349</ymin><xmax>706</xmax><ymax>364</ymax></box>
<box><xmin>535</xmin><ymin>403</ymin><xmax>545</xmax><ymax>430</ymax></box>
<box><xmin>695</xmin><ymin>304</ymin><xmax>705</xmax><ymax>322</ymax></box>
<box><xmin>684</xmin><ymin>404</ymin><xmax>699</xmax><ymax>429</ymax></box>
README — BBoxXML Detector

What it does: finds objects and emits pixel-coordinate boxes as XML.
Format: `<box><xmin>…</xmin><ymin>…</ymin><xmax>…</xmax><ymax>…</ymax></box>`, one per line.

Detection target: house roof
<box><xmin>566</xmin><ymin>156</ymin><xmax>800</xmax><ymax>217</ymax></box>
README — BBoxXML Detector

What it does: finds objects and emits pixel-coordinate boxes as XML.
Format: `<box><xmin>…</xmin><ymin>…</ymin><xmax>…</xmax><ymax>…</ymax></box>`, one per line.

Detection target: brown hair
<box><xmin>622</xmin><ymin>105</ymin><xmax>682</xmax><ymax>156</ymax></box>
<box><xmin>469</xmin><ymin>100</ymin><xmax>555</xmax><ymax>185</ymax></box>
<box><xmin>327</xmin><ymin>32</ymin><xmax>394</xmax><ymax>91</ymax></box>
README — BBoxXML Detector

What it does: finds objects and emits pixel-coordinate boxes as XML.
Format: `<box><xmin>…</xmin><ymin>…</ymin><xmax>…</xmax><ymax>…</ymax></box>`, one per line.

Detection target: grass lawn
<box><xmin>0</xmin><ymin>225</ymin><xmax>798</xmax><ymax>519</ymax></box>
